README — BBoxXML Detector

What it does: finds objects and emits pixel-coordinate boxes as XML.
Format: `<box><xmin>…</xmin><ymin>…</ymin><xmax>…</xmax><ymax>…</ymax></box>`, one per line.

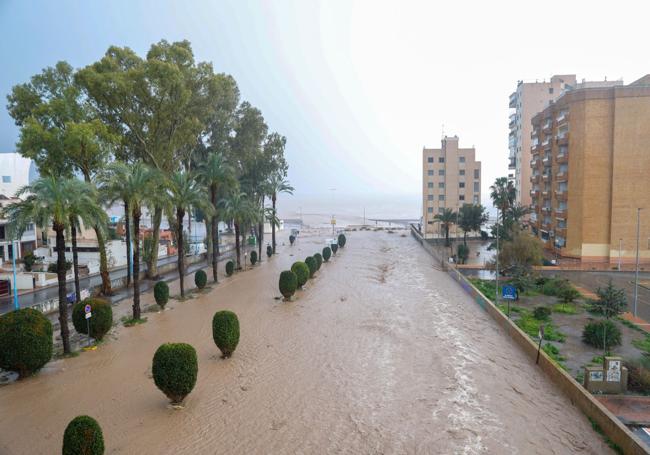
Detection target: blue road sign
<box><xmin>84</xmin><ymin>304</ymin><xmax>92</xmax><ymax>314</ymax></box>
<box><xmin>502</xmin><ymin>285</ymin><xmax>518</xmax><ymax>301</ymax></box>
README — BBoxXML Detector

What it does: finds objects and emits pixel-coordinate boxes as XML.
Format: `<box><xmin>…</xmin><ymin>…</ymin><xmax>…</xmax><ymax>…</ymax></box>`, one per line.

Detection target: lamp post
<box><xmin>633</xmin><ymin>208</ymin><xmax>642</xmax><ymax>317</ymax></box>
<box><xmin>495</xmin><ymin>208</ymin><xmax>499</xmax><ymax>306</ymax></box>
<box><xmin>11</xmin><ymin>240</ymin><xmax>19</xmax><ymax>311</ymax></box>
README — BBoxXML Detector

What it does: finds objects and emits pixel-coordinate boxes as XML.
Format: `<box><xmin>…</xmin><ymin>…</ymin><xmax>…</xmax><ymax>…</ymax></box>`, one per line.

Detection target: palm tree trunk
<box><xmin>125</xmin><ymin>199</ymin><xmax>132</xmax><ymax>287</ymax></box>
<box><xmin>70</xmin><ymin>218</ymin><xmax>81</xmax><ymax>304</ymax></box>
<box><xmin>272</xmin><ymin>193</ymin><xmax>277</xmax><ymax>254</ymax></box>
<box><xmin>258</xmin><ymin>196</ymin><xmax>264</xmax><ymax>261</ymax></box>
<box><xmin>95</xmin><ymin>227</ymin><xmax>112</xmax><ymax>295</ymax></box>
<box><xmin>54</xmin><ymin>223</ymin><xmax>71</xmax><ymax>354</ymax></box>
<box><xmin>146</xmin><ymin>206</ymin><xmax>163</xmax><ymax>279</ymax></box>
<box><xmin>463</xmin><ymin>231</ymin><xmax>467</xmax><ymax>246</ymax></box>
<box><xmin>132</xmin><ymin>206</ymin><xmax>141</xmax><ymax>320</ymax></box>
<box><xmin>177</xmin><ymin>208</ymin><xmax>185</xmax><ymax>297</ymax></box>
<box><xmin>234</xmin><ymin>222</ymin><xmax>241</xmax><ymax>269</ymax></box>
<box><xmin>211</xmin><ymin>184</ymin><xmax>218</xmax><ymax>282</ymax></box>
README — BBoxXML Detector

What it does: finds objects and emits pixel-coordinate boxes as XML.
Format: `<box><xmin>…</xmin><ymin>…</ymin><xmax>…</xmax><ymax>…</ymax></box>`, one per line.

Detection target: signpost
<box><xmin>536</xmin><ymin>325</ymin><xmax>545</xmax><ymax>365</ymax></box>
<box><xmin>502</xmin><ymin>284</ymin><xmax>517</xmax><ymax>318</ymax></box>
<box><xmin>84</xmin><ymin>304</ymin><xmax>92</xmax><ymax>347</ymax></box>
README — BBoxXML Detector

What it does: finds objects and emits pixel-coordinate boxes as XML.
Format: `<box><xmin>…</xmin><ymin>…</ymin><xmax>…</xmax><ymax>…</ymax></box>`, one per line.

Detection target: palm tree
<box><xmin>434</xmin><ymin>208</ymin><xmax>457</xmax><ymax>247</ymax></box>
<box><xmin>66</xmin><ymin>182</ymin><xmax>108</xmax><ymax>304</ymax></box>
<box><xmin>266</xmin><ymin>174</ymin><xmax>293</xmax><ymax>254</ymax></box>
<box><xmin>221</xmin><ymin>190</ymin><xmax>258</xmax><ymax>270</ymax></box>
<box><xmin>197</xmin><ymin>153</ymin><xmax>236</xmax><ymax>283</ymax></box>
<box><xmin>3</xmin><ymin>177</ymin><xmax>95</xmax><ymax>354</ymax></box>
<box><xmin>490</xmin><ymin>177</ymin><xmax>515</xmax><ymax>223</ymax></box>
<box><xmin>166</xmin><ymin>171</ymin><xmax>212</xmax><ymax>297</ymax></box>
<box><xmin>101</xmin><ymin>162</ymin><xmax>160</xmax><ymax>320</ymax></box>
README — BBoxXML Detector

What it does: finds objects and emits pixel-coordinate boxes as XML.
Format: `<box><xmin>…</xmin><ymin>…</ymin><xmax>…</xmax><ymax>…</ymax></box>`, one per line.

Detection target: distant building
<box><xmin>508</xmin><ymin>75</ymin><xmax>623</xmax><ymax>207</ymax></box>
<box><xmin>0</xmin><ymin>195</ymin><xmax>38</xmax><ymax>263</ymax></box>
<box><xmin>529</xmin><ymin>75</ymin><xmax>650</xmax><ymax>264</ymax></box>
<box><xmin>0</xmin><ymin>153</ymin><xmax>38</xmax><ymax>197</ymax></box>
<box><xmin>422</xmin><ymin>136</ymin><xmax>481</xmax><ymax>238</ymax></box>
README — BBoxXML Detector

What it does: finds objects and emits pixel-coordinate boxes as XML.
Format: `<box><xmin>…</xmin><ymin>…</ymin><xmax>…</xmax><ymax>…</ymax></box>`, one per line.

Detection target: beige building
<box><xmin>529</xmin><ymin>75</ymin><xmax>650</xmax><ymax>264</ymax></box>
<box><xmin>508</xmin><ymin>75</ymin><xmax>622</xmax><ymax>207</ymax></box>
<box><xmin>422</xmin><ymin>136</ymin><xmax>481</xmax><ymax>238</ymax></box>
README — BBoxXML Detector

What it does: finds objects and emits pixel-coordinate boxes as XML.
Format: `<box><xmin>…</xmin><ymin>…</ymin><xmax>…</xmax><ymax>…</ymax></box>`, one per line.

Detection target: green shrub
<box><xmin>225</xmin><ymin>260</ymin><xmax>234</xmax><ymax>276</ymax></box>
<box><xmin>194</xmin><ymin>270</ymin><xmax>207</xmax><ymax>289</ymax></box>
<box><xmin>331</xmin><ymin>243</ymin><xmax>338</xmax><ymax>255</ymax></box>
<box><xmin>0</xmin><ymin>308</ymin><xmax>53</xmax><ymax>378</ymax></box>
<box><xmin>338</xmin><ymin>233</ymin><xmax>347</xmax><ymax>248</ymax></box>
<box><xmin>152</xmin><ymin>343</ymin><xmax>198</xmax><ymax>404</ymax></box>
<box><xmin>47</xmin><ymin>260</ymin><xmax>72</xmax><ymax>273</ymax></box>
<box><xmin>72</xmin><ymin>298</ymin><xmax>113</xmax><ymax>341</ymax></box>
<box><xmin>250</xmin><ymin>250</ymin><xmax>258</xmax><ymax>265</ymax></box>
<box><xmin>62</xmin><ymin>415</ymin><xmax>104</xmax><ymax>455</ymax></box>
<box><xmin>267</xmin><ymin>245</ymin><xmax>273</xmax><ymax>258</ymax></box>
<box><xmin>322</xmin><ymin>247</ymin><xmax>331</xmax><ymax>262</ymax></box>
<box><xmin>289</xmin><ymin>235</ymin><xmax>296</xmax><ymax>245</ymax></box>
<box><xmin>582</xmin><ymin>320</ymin><xmax>621</xmax><ymax>349</ymax></box>
<box><xmin>279</xmin><ymin>270</ymin><xmax>298</xmax><ymax>300</ymax></box>
<box><xmin>558</xmin><ymin>286</ymin><xmax>580</xmax><ymax>304</ymax></box>
<box><xmin>314</xmin><ymin>253</ymin><xmax>323</xmax><ymax>270</ymax></box>
<box><xmin>291</xmin><ymin>261</ymin><xmax>310</xmax><ymax>287</ymax></box>
<box><xmin>305</xmin><ymin>256</ymin><xmax>317</xmax><ymax>277</ymax></box>
<box><xmin>154</xmin><ymin>281</ymin><xmax>169</xmax><ymax>308</ymax></box>
<box><xmin>457</xmin><ymin>244</ymin><xmax>469</xmax><ymax>264</ymax></box>
<box><xmin>23</xmin><ymin>252</ymin><xmax>37</xmax><ymax>272</ymax></box>
<box><xmin>533</xmin><ymin>306</ymin><xmax>551</xmax><ymax>320</ymax></box>
<box><xmin>212</xmin><ymin>311</ymin><xmax>240</xmax><ymax>358</ymax></box>
<box><xmin>541</xmin><ymin>278</ymin><xmax>569</xmax><ymax>296</ymax></box>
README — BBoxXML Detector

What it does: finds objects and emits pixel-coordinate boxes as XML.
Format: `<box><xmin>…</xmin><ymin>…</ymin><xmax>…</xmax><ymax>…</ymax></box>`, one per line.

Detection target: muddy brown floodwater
<box><xmin>0</xmin><ymin>230</ymin><xmax>612</xmax><ymax>454</ymax></box>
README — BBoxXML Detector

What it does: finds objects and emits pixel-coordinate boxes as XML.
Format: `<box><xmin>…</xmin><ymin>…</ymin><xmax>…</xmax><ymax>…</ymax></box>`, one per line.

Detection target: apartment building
<box><xmin>529</xmin><ymin>75</ymin><xmax>650</xmax><ymax>264</ymax></box>
<box><xmin>422</xmin><ymin>136</ymin><xmax>481</xmax><ymax>238</ymax></box>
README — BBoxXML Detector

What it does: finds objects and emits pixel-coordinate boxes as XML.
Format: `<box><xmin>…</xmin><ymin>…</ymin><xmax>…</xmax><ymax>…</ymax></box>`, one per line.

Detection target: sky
<box><xmin>1</xmin><ymin>0</ymin><xmax>649</xmax><ymax>218</ymax></box>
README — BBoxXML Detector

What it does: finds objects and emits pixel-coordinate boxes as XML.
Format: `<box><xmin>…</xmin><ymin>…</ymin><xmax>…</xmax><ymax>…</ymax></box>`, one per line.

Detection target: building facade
<box><xmin>0</xmin><ymin>153</ymin><xmax>38</xmax><ymax>197</ymax></box>
<box><xmin>422</xmin><ymin>136</ymin><xmax>481</xmax><ymax>238</ymax></box>
<box><xmin>529</xmin><ymin>75</ymin><xmax>650</xmax><ymax>264</ymax></box>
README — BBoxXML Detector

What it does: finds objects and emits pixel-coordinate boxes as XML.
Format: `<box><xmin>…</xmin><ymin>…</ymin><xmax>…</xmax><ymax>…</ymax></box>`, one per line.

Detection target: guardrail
<box><xmin>410</xmin><ymin>224</ymin><xmax>648</xmax><ymax>454</ymax></box>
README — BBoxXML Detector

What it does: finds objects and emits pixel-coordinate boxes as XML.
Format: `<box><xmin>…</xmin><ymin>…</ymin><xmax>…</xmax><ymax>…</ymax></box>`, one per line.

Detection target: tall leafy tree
<box><xmin>434</xmin><ymin>208</ymin><xmax>457</xmax><ymax>247</ymax></box>
<box><xmin>266</xmin><ymin>173</ymin><xmax>293</xmax><ymax>254</ymax></box>
<box><xmin>458</xmin><ymin>204</ymin><xmax>488</xmax><ymax>245</ymax></box>
<box><xmin>6</xmin><ymin>61</ymin><xmax>116</xmax><ymax>295</ymax></box>
<box><xmin>3</xmin><ymin>177</ymin><xmax>99</xmax><ymax>354</ymax></box>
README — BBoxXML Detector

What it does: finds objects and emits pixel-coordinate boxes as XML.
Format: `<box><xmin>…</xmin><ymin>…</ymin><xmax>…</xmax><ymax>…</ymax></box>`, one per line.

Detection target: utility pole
<box><xmin>11</xmin><ymin>240</ymin><xmax>19</xmax><ymax>310</ymax></box>
<box><xmin>495</xmin><ymin>208</ymin><xmax>500</xmax><ymax>306</ymax></box>
<box><xmin>633</xmin><ymin>208</ymin><xmax>642</xmax><ymax>317</ymax></box>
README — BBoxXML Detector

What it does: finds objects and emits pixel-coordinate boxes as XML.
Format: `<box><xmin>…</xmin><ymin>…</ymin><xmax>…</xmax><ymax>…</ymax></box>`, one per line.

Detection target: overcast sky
<box><xmin>1</xmin><ymin>0</ymin><xmax>648</xmax><ymax>213</ymax></box>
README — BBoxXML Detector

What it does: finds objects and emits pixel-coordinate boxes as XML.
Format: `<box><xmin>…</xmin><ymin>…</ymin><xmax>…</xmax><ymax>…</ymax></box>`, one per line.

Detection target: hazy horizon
<box><xmin>2</xmin><ymin>0</ymin><xmax>649</xmax><ymax>211</ymax></box>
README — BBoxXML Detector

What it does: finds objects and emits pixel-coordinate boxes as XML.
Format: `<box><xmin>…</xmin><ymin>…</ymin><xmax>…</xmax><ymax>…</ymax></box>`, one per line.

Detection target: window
<box><xmin>473</xmin><ymin>195</ymin><xmax>479</xmax><ymax>204</ymax></box>
<box><xmin>438</xmin><ymin>182</ymin><xmax>445</xmax><ymax>189</ymax></box>
<box><xmin>459</xmin><ymin>156</ymin><xmax>465</xmax><ymax>163</ymax></box>
<box><xmin>427</xmin><ymin>182</ymin><xmax>433</xmax><ymax>188</ymax></box>
<box><xmin>1</xmin><ymin>176</ymin><xmax>10</xmax><ymax>183</ymax></box>
<box><xmin>459</xmin><ymin>169</ymin><xmax>465</xmax><ymax>176</ymax></box>
<box><xmin>459</xmin><ymin>195</ymin><xmax>465</xmax><ymax>201</ymax></box>
<box><xmin>438</xmin><ymin>157</ymin><xmax>445</xmax><ymax>163</ymax></box>
<box><xmin>427</xmin><ymin>170</ymin><xmax>434</xmax><ymax>176</ymax></box>
<box><xmin>427</xmin><ymin>207</ymin><xmax>433</xmax><ymax>213</ymax></box>
<box><xmin>427</xmin><ymin>157</ymin><xmax>434</xmax><ymax>163</ymax></box>
<box><xmin>474</xmin><ymin>169</ymin><xmax>480</xmax><ymax>179</ymax></box>
<box><xmin>459</xmin><ymin>182</ymin><xmax>465</xmax><ymax>188</ymax></box>
<box><xmin>438</xmin><ymin>170</ymin><xmax>445</xmax><ymax>176</ymax></box>
<box><xmin>438</xmin><ymin>208</ymin><xmax>445</xmax><ymax>214</ymax></box>
<box><xmin>438</xmin><ymin>195</ymin><xmax>445</xmax><ymax>201</ymax></box>
<box><xmin>549</xmin><ymin>87</ymin><xmax>554</xmax><ymax>94</ymax></box>
<box><xmin>474</xmin><ymin>182</ymin><xmax>479</xmax><ymax>192</ymax></box>
<box><xmin>427</xmin><ymin>194</ymin><xmax>433</xmax><ymax>201</ymax></box>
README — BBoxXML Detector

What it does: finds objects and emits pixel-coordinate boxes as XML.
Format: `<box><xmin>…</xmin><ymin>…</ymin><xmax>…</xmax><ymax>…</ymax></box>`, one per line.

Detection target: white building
<box><xmin>0</xmin><ymin>152</ymin><xmax>38</xmax><ymax>197</ymax></box>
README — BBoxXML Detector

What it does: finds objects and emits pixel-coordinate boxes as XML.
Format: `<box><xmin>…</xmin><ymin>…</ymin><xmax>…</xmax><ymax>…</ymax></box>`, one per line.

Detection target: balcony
<box><xmin>541</xmin><ymin>137</ymin><xmax>551</xmax><ymax>147</ymax></box>
<box><xmin>555</xmin><ymin>207</ymin><xmax>566</xmax><ymax>216</ymax></box>
<box><xmin>557</xmin><ymin>132</ymin><xmax>569</xmax><ymax>146</ymax></box>
<box><xmin>557</xmin><ymin>110</ymin><xmax>569</xmax><ymax>124</ymax></box>
<box><xmin>542</xmin><ymin>155</ymin><xmax>551</xmax><ymax>165</ymax></box>
<box><xmin>555</xmin><ymin>191</ymin><xmax>568</xmax><ymax>201</ymax></box>
<box><xmin>509</xmin><ymin>113</ymin><xmax>517</xmax><ymax>129</ymax></box>
<box><xmin>531</xmin><ymin>157</ymin><xmax>538</xmax><ymax>167</ymax></box>
<box><xmin>530</xmin><ymin>213</ymin><xmax>538</xmax><ymax>222</ymax></box>
<box><xmin>542</xmin><ymin>172</ymin><xmax>552</xmax><ymax>182</ymax></box>
<box><xmin>508</xmin><ymin>156</ymin><xmax>516</xmax><ymax>170</ymax></box>
<box><xmin>557</xmin><ymin>149</ymin><xmax>568</xmax><ymax>163</ymax></box>
<box><xmin>531</xmin><ymin>174</ymin><xmax>540</xmax><ymax>183</ymax></box>
<box><xmin>509</xmin><ymin>92</ymin><xmax>517</xmax><ymax>109</ymax></box>
<box><xmin>543</xmin><ymin>119</ymin><xmax>553</xmax><ymax>132</ymax></box>
<box><xmin>530</xmin><ymin>189</ymin><xmax>539</xmax><ymax>197</ymax></box>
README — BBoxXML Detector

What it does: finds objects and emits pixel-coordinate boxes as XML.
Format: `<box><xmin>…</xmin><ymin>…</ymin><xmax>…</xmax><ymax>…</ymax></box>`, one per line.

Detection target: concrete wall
<box><xmin>410</xmin><ymin>225</ymin><xmax>648</xmax><ymax>454</ymax></box>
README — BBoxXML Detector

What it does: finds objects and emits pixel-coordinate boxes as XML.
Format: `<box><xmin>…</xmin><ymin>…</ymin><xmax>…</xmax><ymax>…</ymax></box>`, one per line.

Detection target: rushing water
<box><xmin>0</xmin><ymin>230</ymin><xmax>611</xmax><ymax>454</ymax></box>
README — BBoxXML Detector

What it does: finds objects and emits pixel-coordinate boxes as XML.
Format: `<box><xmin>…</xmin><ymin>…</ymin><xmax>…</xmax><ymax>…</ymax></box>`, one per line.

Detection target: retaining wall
<box><xmin>410</xmin><ymin>225</ymin><xmax>648</xmax><ymax>454</ymax></box>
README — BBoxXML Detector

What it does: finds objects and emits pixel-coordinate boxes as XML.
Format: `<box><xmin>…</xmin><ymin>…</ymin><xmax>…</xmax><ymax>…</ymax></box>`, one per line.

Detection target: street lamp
<box><xmin>633</xmin><ymin>208</ymin><xmax>642</xmax><ymax>317</ymax></box>
<box><xmin>11</xmin><ymin>239</ymin><xmax>19</xmax><ymax>311</ymax></box>
<box><xmin>495</xmin><ymin>208</ymin><xmax>500</xmax><ymax>306</ymax></box>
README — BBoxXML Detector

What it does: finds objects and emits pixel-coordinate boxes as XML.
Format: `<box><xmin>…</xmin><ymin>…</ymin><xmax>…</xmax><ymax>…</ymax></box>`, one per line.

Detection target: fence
<box><xmin>410</xmin><ymin>224</ymin><xmax>648</xmax><ymax>454</ymax></box>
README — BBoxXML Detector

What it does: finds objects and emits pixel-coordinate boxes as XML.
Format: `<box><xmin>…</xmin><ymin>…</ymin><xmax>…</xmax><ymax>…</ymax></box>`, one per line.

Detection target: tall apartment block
<box><xmin>529</xmin><ymin>75</ymin><xmax>650</xmax><ymax>264</ymax></box>
<box><xmin>422</xmin><ymin>136</ymin><xmax>481</xmax><ymax>238</ymax></box>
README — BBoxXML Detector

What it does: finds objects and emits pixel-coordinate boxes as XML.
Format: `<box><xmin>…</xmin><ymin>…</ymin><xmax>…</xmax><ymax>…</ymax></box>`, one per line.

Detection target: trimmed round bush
<box><xmin>0</xmin><ymin>308</ymin><xmax>52</xmax><ymax>378</ymax></box>
<box><xmin>582</xmin><ymin>320</ymin><xmax>621</xmax><ymax>349</ymax></box>
<box><xmin>331</xmin><ymin>243</ymin><xmax>339</xmax><ymax>255</ymax></box>
<box><xmin>532</xmin><ymin>306</ymin><xmax>551</xmax><ymax>320</ymax></box>
<box><xmin>62</xmin><ymin>415</ymin><xmax>104</xmax><ymax>455</ymax></box>
<box><xmin>314</xmin><ymin>253</ymin><xmax>323</xmax><ymax>270</ymax></box>
<box><xmin>305</xmin><ymin>256</ymin><xmax>317</xmax><ymax>277</ymax></box>
<box><xmin>322</xmin><ymin>247</ymin><xmax>332</xmax><ymax>262</ymax></box>
<box><xmin>338</xmin><ymin>233</ymin><xmax>347</xmax><ymax>248</ymax></box>
<box><xmin>291</xmin><ymin>261</ymin><xmax>310</xmax><ymax>288</ymax></box>
<box><xmin>267</xmin><ymin>245</ymin><xmax>273</xmax><ymax>258</ymax></box>
<box><xmin>154</xmin><ymin>281</ymin><xmax>169</xmax><ymax>308</ymax></box>
<box><xmin>279</xmin><ymin>270</ymin><xmax>298</xmax><ymax>300</ymax></box>
<box><xmin>250</xmin><ymin>250</ymin><xmax>258</xmax><ymax>265</ymax></box>
<box><xmin>152</xmin><ymin>343</ymin><xmax>198</xmax><ymax>404</ymax></box>
<box><xmin>226</xmin><ymin>260</ymin><xmax>234</xmax><ymax>276</ymax></box>
<box><xmin>194</xmin><ymin>270</ymin><xmax>207</xmax><ymax>289</ymax></box>
<box><xmin>289</xmin><ymin>235</ymin><xmax>296</xmax><ymax>245</ymax></box>
<box><xmin>212</xmin><ymin>311</ymin><xmax>240</xmax><ymax>358</ymax></box>
<box><xmin>72</xmin><ymin>298</ymin><xmax>113</xmax><ymax>341</ymax></box>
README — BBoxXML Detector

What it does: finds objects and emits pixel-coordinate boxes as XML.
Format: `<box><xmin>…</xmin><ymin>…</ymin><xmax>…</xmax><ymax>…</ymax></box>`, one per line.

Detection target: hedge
<box><xmin>226</xmin><ymin>260</ymin><xmax>234</xmax><ymax>276</ymax></box>
<box><xmin>314</xmin><ymin>253</ymin><xmax>323</xmax><ymax>270</ymax></box>
<box><xmin>322</xmin><ymin>247</ymin><xmax>332</xmax><ymax>262</ymax></box>
<box><xmin>152</xmin><ymin>343</ymin><xmax>198</xmax><ymax>404</ymax></box>
<box><xmin>291</xmin><ymin>261</ymin><xmax>310</xmax><ymax>287</ymax></box>
<box><xmin>279</xmin><ymin>271</ymin><xmax>298</xmax><ymax>300</ymax></box>
<box><xmin>72</xmin><ymin>298</ymin><xmax>113</xmax><ymax>341</ymax></box>
<box><xmin>250</xmin><ymin>250</ymin><xmax>258</xmax><ymax>265</ymax></box>
<box><xmin>267</xmin><ymin>245</ymin><xmax>273</xmax><ymax>258</ymax></box>
<box><xmin>0</xmin><ymin>308</ymin><xmax>53</xmax><ymax>378</ymax></box>
<box><xmin>331</xmin><ymin>243</ymin><xmax>339</xmax><ymax>255</ymax></box>
<box><xmin>305</xmin><ymin>256</ymin><xmax>317</xmax><ymax>277</ymax></box>
<box><xmin>582</xmin><ymin>320</ymin><xmax>621</xmax><ymax>349</ymax></box>
<box><xmin>62</xmin><ymin>415</ymin><xmax>104</xmax><ymax>455</ymax></box>
<box><xmin>337</xmin><ymin>233</ymin><xmax>346</xmax><ymax>248</ymax></box>
<box><xmin>194</xmin><ymin>270</ymin><xmax>207</xmax><ymax>289</ymax></box>
<box><xmin>154</xmin><ymin>281</ymin><xmax>169</xmax><ymax>308</ymax></box>
<box><xmin>212</xmin><ymin>311</ymin><xmax>240</xmax><ymax>358</ymax></box>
